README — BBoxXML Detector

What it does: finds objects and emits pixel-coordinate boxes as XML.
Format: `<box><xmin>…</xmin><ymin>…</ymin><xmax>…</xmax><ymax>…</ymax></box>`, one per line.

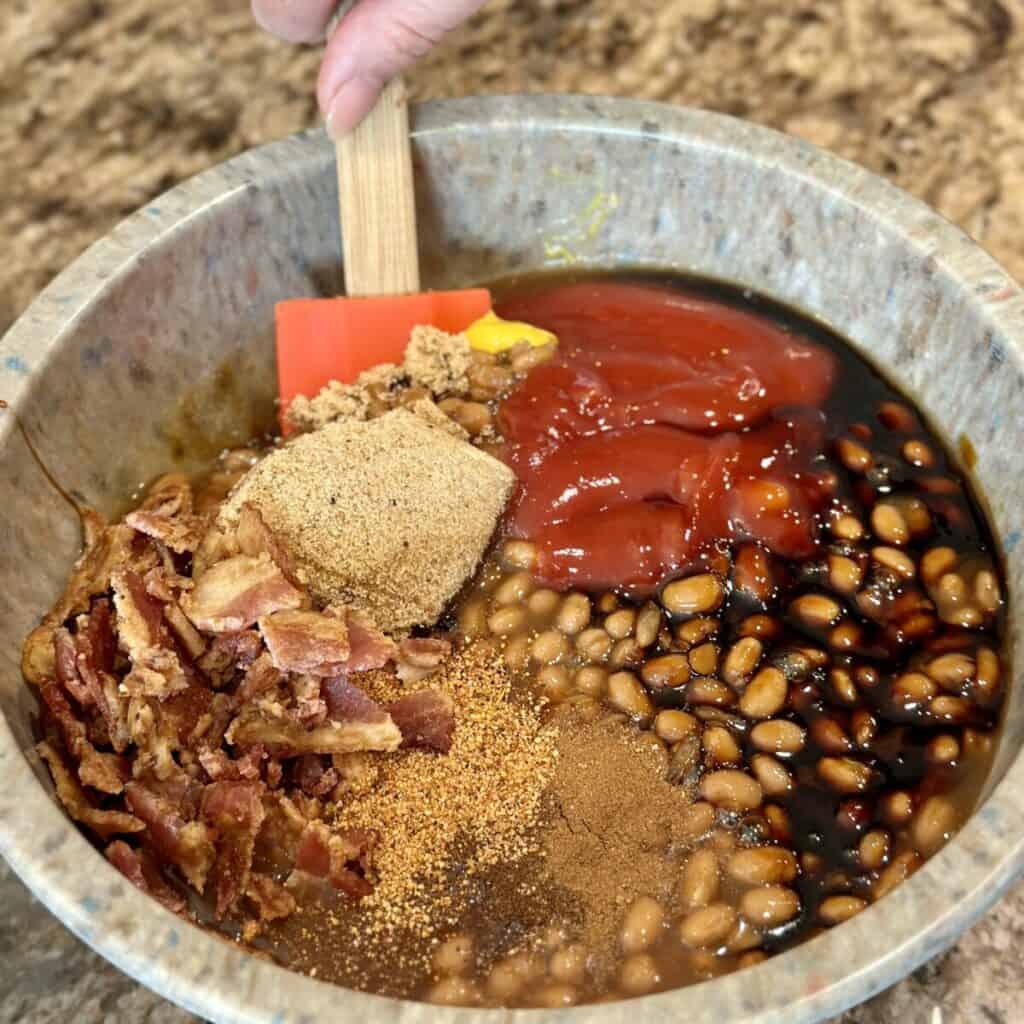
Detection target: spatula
<box><xmin>275</xmin><ymin>76</ymin><xmax>492</xmax><ymax>424</ymax></box>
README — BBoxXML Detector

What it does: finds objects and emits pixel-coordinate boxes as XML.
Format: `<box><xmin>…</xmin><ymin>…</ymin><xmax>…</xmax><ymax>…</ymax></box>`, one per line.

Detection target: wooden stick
<box><xmin>336</xmin><ymin>76</ymin><xmax>420</xmax><ymax>297</ymax></box>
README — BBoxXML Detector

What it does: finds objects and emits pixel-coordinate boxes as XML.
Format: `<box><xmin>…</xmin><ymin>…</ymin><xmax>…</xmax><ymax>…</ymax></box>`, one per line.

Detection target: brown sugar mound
<box><xmin>220</xmin><ymin>409</ymin><xmax>515</xmax><ymax>631</ymax></box>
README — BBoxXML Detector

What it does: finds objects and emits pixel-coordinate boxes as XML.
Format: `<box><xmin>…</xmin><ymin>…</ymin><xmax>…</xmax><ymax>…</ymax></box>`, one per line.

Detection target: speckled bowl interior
<box><xmin>1</xmin><ymin>97</ymin><xmax>1022</xmax><ymax>1024</ymax></box>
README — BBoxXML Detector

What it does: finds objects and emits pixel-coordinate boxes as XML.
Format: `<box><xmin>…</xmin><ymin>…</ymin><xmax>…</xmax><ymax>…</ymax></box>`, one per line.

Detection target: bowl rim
<box><xmin>1</xmin><ymin>93</ymin><xmax>1023</xmax><ymax>1024</ymax></box>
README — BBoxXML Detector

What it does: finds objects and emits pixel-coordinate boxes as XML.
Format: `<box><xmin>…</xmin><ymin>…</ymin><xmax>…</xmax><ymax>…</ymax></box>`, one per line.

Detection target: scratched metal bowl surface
<box><xmin>0</xmin><ymin>96</ymin><xmax>1021</xmax><ymax>1024</ymax></box>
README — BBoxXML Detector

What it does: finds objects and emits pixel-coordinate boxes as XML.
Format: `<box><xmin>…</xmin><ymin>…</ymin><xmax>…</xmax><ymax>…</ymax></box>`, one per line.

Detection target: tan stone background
<box><xmin>3</xmin><ymin>1</ymin><xmax>1024</xmax><ymax>1021</ymax></box>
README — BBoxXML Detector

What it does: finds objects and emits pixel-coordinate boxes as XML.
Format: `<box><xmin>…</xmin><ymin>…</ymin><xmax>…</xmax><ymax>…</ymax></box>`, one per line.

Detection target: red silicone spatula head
<box><xmin>275</xmin><ymin>77</ymin><xmax>491</xmax><ymax>429</ymax></box>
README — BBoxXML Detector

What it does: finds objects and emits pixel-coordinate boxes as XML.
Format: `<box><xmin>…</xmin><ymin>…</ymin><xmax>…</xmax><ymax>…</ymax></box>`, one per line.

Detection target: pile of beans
<box><xmin>442</xmin><ymin>390</ymin><xmax>1005</xmax><ymax>1005</ymax></box>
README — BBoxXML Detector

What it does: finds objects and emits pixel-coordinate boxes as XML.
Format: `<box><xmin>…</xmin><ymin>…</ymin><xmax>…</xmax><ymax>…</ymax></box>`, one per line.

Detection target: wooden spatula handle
<box><xmin>336</xmin><ymin>76</ymin><xmax>420</xmax><ymax>297</ymax></box>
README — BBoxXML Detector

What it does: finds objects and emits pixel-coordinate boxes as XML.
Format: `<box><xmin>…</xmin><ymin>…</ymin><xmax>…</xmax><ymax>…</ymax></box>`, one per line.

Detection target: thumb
<box><xmin>318</xmin><ymin>0</ymin><xmax>487</xmax><ymax>136</ymax></box>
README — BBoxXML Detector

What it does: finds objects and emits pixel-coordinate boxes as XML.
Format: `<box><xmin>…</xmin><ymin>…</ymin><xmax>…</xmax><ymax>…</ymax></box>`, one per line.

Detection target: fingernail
<box><xmin>324</xmin><ymin>76</ymin><xmax>379</xmax><ymax>139</ymax></box>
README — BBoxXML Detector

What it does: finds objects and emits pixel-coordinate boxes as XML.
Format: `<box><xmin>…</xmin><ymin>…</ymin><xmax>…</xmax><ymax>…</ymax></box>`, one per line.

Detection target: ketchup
<box><xmin>495</xmin><ymin>281</ymin><xmax>838</xmax><ymax>592</ymax></box>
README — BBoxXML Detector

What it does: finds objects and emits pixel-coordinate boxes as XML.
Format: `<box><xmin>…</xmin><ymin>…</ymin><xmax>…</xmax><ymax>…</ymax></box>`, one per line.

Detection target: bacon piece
<box><xmin>289</xmin><ymin>821</ymin><xmax>376</xmax><ymax>899</ymax></box>
<box><xmin>54</xmin><ymin>627</ymin><xmax>93</xmax><ymax>707</ymax></box>
<box><xmin>333</xmin><ymin>608</ymin><xmax>397</xmax><ymax>672</ymax></box>
<box><xmin>235</xmin><ymin>503</ymin><xmax>300</xmax><ymax>585</ymax></box>
<box><xmin>138</xmin><ymin>473</ymin><xmax>195</xmax><ymax>517</ymax></box>
<box><xmin>111</xmin><ymin>570</ymin><xmax>189</xmax><ymax>700</ymax></box>
<box><xmin>290</xmin><ymin>675</ymin><xmax>327</xmax><ymax>728</ymax></box>
<box><xmin>22</xmin><ymin>516</ymin><xmax>140</xmax><ymax>686</ymax></box>
<box><xmin>72</xmin><ymin>606</ymin><xmax>132</xmax><ymax>752</ymax></box>
<box><xmin>254</xmin><ymin>793</ymin><xmax>307</xmax><ymax>871</ymax></box>
<box><xmin>259</xmin><ymin>610</ymin><xmax>351</xmax><ymax>676</ymax></box>
<box><xmin>36</xmin><ymin>741</ymin><xmax>143</xmax><ymax>840</ymax></box>
<box><xmin>227</xmin><ymin>702</ymin><xmax>402</xmax><ymax>757</ymax></box>
<box><xmin>235</xmin><ymin>652</ymin><xmax>283</xmax><ymax>704</ymax></box>
<box><xmin>291</xmin><ymin>755</ymin><xmax>340</xmax><ymax>797</ymax></box>
<box><xmin>202</xmin><ymin>780</ymin><xmax>267</xmax><ymax>918</ymax></box>
<box><xmin>125</xmin><ymin>509</ymin><xmax>206</xmax><ymax>555</ymax></box>
<box><xmin>143</xmin><ymin>564</ymin><xmax>194</xmax><ymax>603</ymax></box>
<box><xmin>40</xmin><ymin>683</ymin><xmax>128</xmax><ymax>794</ymax></box>
<box><xmin>182</xmin><ymin>554</ymin><xmax>305</xmax><ymax>634</ymax></box>
<box><xmin>198</xmin><ymin>630</ymin><xmax>263</xmax><ymax>686</ymax></box>
<box><xmin>105</xmin><ymin>840</ymin><xmax>186</xmax><ymax>913</ymax></box>
<box><xmin>245</xmin><ymin>873</ymin><xmax>296</xmax><ymax>922</ymax></box>
<box><xmin>388</xmin><ymin>690</ymin><xmax>455</xmax><ymax>753</ymax></box>
<box><xmin>163</xmin><ymin>603</ymin><xmax>206</xmax><ymax>659</ymax></box>
<box><xmin>199</xmin><ymin>746</ymin><xmax>265</xmax><ymax>782</ymax></box>
<box><xmin>396</xmin><ymin>637</ymin><xmax>452</xmax><ymax>683</ymax></box>
<box><xmin>125</xmin><ymin>780</ymin><xmax>216</xmax><ymax>892</ymax></box>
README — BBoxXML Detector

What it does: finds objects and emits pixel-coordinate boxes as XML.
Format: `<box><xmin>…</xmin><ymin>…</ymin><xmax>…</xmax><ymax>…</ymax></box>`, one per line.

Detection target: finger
<box><xmin>251</xmin><ymin>0</ymin><xmax>340</xmax><ymax>44</ymax></box>
<box><xmin>318</xmin><ymin>0</ymin><xmax>488</xmax><ymax>135</ymax></box>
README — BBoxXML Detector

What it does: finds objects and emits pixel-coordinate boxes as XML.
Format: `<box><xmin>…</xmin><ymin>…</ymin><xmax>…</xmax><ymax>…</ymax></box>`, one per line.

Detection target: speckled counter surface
<box><xmin>2</xmin><ymin>855</ymin><xmax>1022</xmax><ymax>1023</ymax></box>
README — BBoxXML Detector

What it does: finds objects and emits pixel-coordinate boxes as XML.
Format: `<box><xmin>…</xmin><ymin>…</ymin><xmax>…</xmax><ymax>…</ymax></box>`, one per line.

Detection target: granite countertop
<box><xmin>4</xmin><ymin>2</ymin><xmax>1024</xmax><ymax>1021</ymax></box>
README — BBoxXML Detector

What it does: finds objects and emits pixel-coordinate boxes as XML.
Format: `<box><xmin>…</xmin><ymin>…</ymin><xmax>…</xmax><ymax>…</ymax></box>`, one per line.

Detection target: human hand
<box><xmin>252</xmin><ymin>0</ymin><xmax>488</xmax><ymax>136</ymax></box>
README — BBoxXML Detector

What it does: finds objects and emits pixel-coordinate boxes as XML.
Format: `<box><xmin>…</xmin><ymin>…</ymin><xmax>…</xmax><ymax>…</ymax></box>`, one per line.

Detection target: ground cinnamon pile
<box><xmin>282</xmin><ymin>641</ymin><xmax>559</xmax><ymax>987</ymax></box>
<box><xmin>286</xmin><ymin>326</ymin><xmax>472</xmax><ymax>433</ymax></box>
<box><xmin>540</xmin><ymin>712</ymin><xmax>705</xmax><ymax>971</ymax></box>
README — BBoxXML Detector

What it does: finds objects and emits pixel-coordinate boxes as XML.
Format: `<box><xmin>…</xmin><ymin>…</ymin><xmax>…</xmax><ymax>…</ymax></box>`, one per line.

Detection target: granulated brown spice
<box><xmin>220</xmin><ymin>409</ymin><xmax>516</xmax><ymax>631</ymax></box>
<box><xmin>541</xmin><ymin>713</ymin><xmax>702</xmax><ymax>970</ymax></box>
<box><xmin>287</xmin><ymin>326</ymin><xmax>472</xmax><ymax>432</ymax></box>
<box><xmin>280</xmin><ymin>641</ymin><xmax>558</xmax><ymax>990</ymax></box>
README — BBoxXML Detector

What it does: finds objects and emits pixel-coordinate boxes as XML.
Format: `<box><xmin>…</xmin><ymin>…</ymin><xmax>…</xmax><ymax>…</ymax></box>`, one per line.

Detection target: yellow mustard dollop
<box><xmin>465</xmin><ymin>311</ymin><xmax>558</xmax><ymax>353</ymax></box>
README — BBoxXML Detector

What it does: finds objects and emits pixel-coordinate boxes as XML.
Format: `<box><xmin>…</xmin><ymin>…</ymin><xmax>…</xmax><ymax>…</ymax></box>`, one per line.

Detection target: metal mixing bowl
<box><xmin>1</xmin><ymin>96</ymin><xmax>1021</xmax><ymax>1023</ymax></box>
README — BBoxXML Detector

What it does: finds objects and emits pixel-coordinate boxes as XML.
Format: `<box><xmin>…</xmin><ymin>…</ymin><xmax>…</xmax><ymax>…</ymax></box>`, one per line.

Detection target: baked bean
<box><xmin>850</xmin><ymin>709</ymin><xmax>877</xmax><ymax>748</ymax></box>
<box><xmin>428</xmin><ymin>977</ymin><xmax>480</xmax><ymax>1005</ymax></box>
<box><xmin>609</xmin><ymin>637</ymin><xmax>645</xmax><ymax>669</ymax></box>
<box><xmin>828</xmin><ymin>554</ymin><xmax>864</xmax><ymax>594</ymax></box>
<box><xmin>689</xmin><ymin>642</ymin><xmax>720</xmax><ymax>677</ymax></box>
<box><xmin>433</xmin><ymin>933</ymin><xmax>474</xmax><ymax>975</ymax></box>
<box><xmin>641</xmin><ymin>654</ymin><xmax>691</xmax><ymax>689</ymax></box>
<box><xmin>879</xmin><ymin>791</ymin><xmax>914</xmax><ymax>828</ymax></box>
<box><xmin>921</xmin><ymin>546</ymin><xmax>958</xmax><ymax>584</ymax></box>
<box><xmin>892</xmin><ymin>671</ymin><xmax>938</xmax><ymax>705</ymax></box>
<box><xmin>485</xmin><ymin>954</ymin><xmax>542</xmax><ymax>1000</ymax></box>
<box><xmin>974</xmin><ymin>570</ymin><xmax>1002</xmax><ymax>613</ymax></box>
<box><xmin>459</xmin><ymin>597</ymin><xmax>488</xmax><ymax>638</ymax></box>
<box><xmin>829</xmin><ymin>668</ymin><xmax>859</xmax><ymax>705</ymax></box>
<box><xmin>733</xmin><ymin>545</ymin><xmax>774</xmax><ymax>603</ymax></box>
<box><xmin>554</xmin><ymin>593</ymin><xmax>591</xmax><ymax>635</ymax></box>
<box><xmin>489</xmin><ymin>605</ymin><xmax>527</xmax><ymax>636</ymax></box>
<box><xmin>872</xmin><ymin>503</ymin><xmax>910</xmax><ymax>545</ymax></box>
<box><xmin>468</xmin><ymin>361</ymin><xmax>515</xmax><ymax>399</ymax></box>
<box><xmin>528</xmin><ymin>588</ymin><xmax>562</xmax><ymax>618</ymax></box>
<box><xmin>676</xmin><ymin>617</ymin><xmax>720</xmax><ymax>647</ymax></box>
<box><xmin>619</xmin><ymin>954</ymin><xmax>662</xmax><ymax>995</ymax></box>
<box><xmin>596</xmin><ymin>592</ymin><xmax>619</xmax><ymax>615</ymax></box>
<box><xmin>537</xmin><ymin>665</ymin><xmax>572</xmax><ymax>702</ymax></box>
<box><xmin>701</xmin><ymin>769</ymin><xmax>763</xmax><ymax>811</ymax></box>
<box><xmin>738</xmin><ymin>615</ymin><xmax>780</xmax><ymax>641</ymax></box>
<box><xmin>858</xmin><ymin>829</ymin><xmax>891</xmax><ymax>871</ymax></box>
<box><xmin>963</xmin><ymin>727</ymin><xmax>994</xmax><ymax>759</ymax></box>
<box><xmin>870</xmin><ymin>546</ymin><xmax>915</xmax><ymax>579</ymax></box>
<box><xmin>501</xmin><ymin>540</ymin><xmax>537</xmax><ymax>571</ymax></box>
<box><xmin>828</xmin><ymin>622</ymin><xmax>862</xmax><ymax>652</ymax></box>
<box><xmin>532</xmin><ymin>629</ymin><xmax>570</xmax><ymax>665</ymax></box>
<box><xmin>605</xmin><ymin>608</ymin><xmax>636</xmax><ymax>640</ymax></box>
<box><xmin>687</xmin><ymin>678</ymin><xmax>737</xmax><ymax>707</ymax></box>
<box><xmin>503</xmin><ymin>635</ymin><xmax>531</xmax><ymax>671</ymax></box>
<box><xmin>878</xmin><ymin>400</ymin><xmax>916</xmax><ymax>432</ymax></box>
<box><xmin>510</xmin><ymin>341</ymin><xmax>557</xmax><ymax>374</ymax></box>
<box><xmin>801</xmin><ymin>852</ymin><xmax>824</xmax><ymax>875</ymax></box>
<box><xmin>728</xmin><ymin>846</ymin><xmax>798</xmax><ymax>886</ymax></box>
<box><xmin>704</xmin><ymin>725</ymin><xmax>742</xmax><ymax>765</ymax></box>
<box><xmin>912</xmin><ymin>795</ymin><xmax>957</xmax><ymax>856</ymax></box>
<box><xmin>930</xmin><ymin>695</ymin><xmax>970</xmax><ymax>721</ymax></box>
<box><xmin>680</xmin><ymin>848</ymin><xmax>720</xmax><ymax>909</ymax></box>
<box><xmin>750</xmin><ymin>719</ymin><xmax>805</xmax><ymax>755</ymax></box>
<box><xmin>679</xmin><ymin>801</ymin><xmax>717</xmax><ymax>837</ymax></box>
<box><xmin>790</xmin><ymin>593</ymin><xmax>842</xmax><ymax>630</ymax></box>
<box><xmin>621</xmin><ymin>896</ymin><xmax>665</xmax><ymax>954</ymax></box>
<box><xmin>740</xmin><ymin>886</ymin><xmax>800</xmax><ymax>927</ymax></box>
<box><xmin>608</xmin><ymin>671</ymin><xmax>654</xmax><ymax>720</ymax></box>
<box><xmin>836</xmin><ymin>437</ymin><xmax>873</xmax><ymax>473</ymax></box>
<box><xmin>974</xmin><ymin>647</ymin><xmax>1001</xmax><ymax>703</ymax></box>
<box><xmin>927</xmin><ymin>733</ymin><xmax>960</xmax><ymax>765</ymax></box>
<box><xmin>739</xmin><ymin>667</ymin><xmax>788</xmax><ymax>719</ymax></box>
<box><xmin>750</xmin><ymin>754</ymin><xmax>794</xmax><ymax>797</ymax></box>
<box><xmin>440</xmin><ymin>398</ymin><xmax>493</xmax><ymax>436</ymax></box>
<box><xmin>927</xmin><ymin>653</ymin><xmax>974</xmax><ymax>690</ymax></box>
<box><xmin>533</xmin><ymin>983</ymin><xmax>577</xmax><ymax>1008</ymax></box>
<box><xmin>817</xmin><ymin>757</ymin><xmax>873</xmax><ymax>794</ymax></box>
<box><xmin>819</xmin><ymin>895</ymin><xmax>867</xmax><ymax>925</ymax></box>
<box><xmin>549</xmin><ymin>944</ymin><xmax>588</xmax><ymax>985</ymax></box>
<box><xmin>739</xmin><ymin>951</ymin><xmax>768</xmax><ymax>968</ymax></box>
<box><xmin>576</xmin><ymin>627</ymin><xmax>612</xmax><ymax>663</ymax></box>
<box><xmin>574</xmin><ymin>666</ymin><xmax>608</xmax><ymax>698</ymax></box>
<box><xmin>810</xmin><ymin>717</ymin><xmax>853</xmax><ymax>755</ymax></box>
<box><xmin>724</xmin><ymin>917</ymin><xmax>762</xmax><ymax>954</ymax></box>
<box><xmin>635</xmin><ymin>602</ymin><xmax>663</xmax><ymax>647</ymax></box>
<box><xmin>832</xmin><ymin>513</ymin><xmax>865</xmax><ymax>541</ymax></box>
<box><xmin>874</xmin><ymin>850</ymin><xmax>921</xmax><ymax>899</ymax></box>
<box><xmin>662</xmin><ymin>574</ymin><xmax>725</xmax><ymax>616</ymax></box>
<box><xmin>901</xmin><ymin>438</ymin><xmax>933</xmax><ymax>467</ymax></box>
<box><xmin>722</xmin><ymin>637</ymin><xmax>763</xmax><ymax>688</ymax></box>
<box><xmin>679</xmin><ymin>903</ymin><xmax>737</xmax><ymax>948</ymax></box>
<box><xmin>653</xmin><ymin>709</ymin><xmax>698</xmax><ymax>743</ymax></box>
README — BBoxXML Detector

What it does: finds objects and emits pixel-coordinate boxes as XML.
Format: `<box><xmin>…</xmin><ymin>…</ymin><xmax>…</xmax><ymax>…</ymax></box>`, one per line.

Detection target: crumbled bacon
<box><xmin>290</xmin><ymin>675</ymin><xmax>328</xmax><ymax>728</ymax></box>
<box><xmin>189</xmin><ymin>692</ymin><xmax>238</xmax><ymax>751</ymax></box>
<box><xmin>235</xmin><ymin>503</ymin><xmax>301</xmax><ymax>585</ymax></box>
<box><xmin>143</xmin><ymin>564</ymin><xmax>194</xmax><ymax>603</ymax></box>
<box><xmin>125</xmin><ymin>780</ymin><xmax>216</xmax><ymax>891</ymax></box>
<box><xmin>291</xmin><ymin>755</ymin><xmax>340</xmax><ymax>797</ymax></box>
<box><xmin>37</xmin><ymin>741</ymin><xmax>143</xmax><ymax>840</ymax></box>
<box><xmin>289</xmin><ymin>821</ymin><xmax>377</xmax><ymax>899</ymax></box>
<box><xmin>227</xmin><ymin>702</ymin><xmax>402</xmax><ymax>757</ymax></box>
<box><xmin>199</xmin><ymin>746</ymin><xmax>264</xmax><ymax>782</ymax></box>
<box><xmin>388</xmin><ymin>689</ymin><xmax>456</xmax><ymax>754</ymax></box>
<box><xmin>202</xmin><ymin>780</ymin><xmax>267</xmax><ymax>917</ymax></box>
<box><xmin>163</xmin><ymin>603</ymin><xmax>207</xmax><ymax>660</ymax></box>
<box><xmin>245</xmin><ymin>873</ymin><xmax>296</xmax><ymax>922</ymax></box>
<box><xmin>259</xmin><ymin>609</ymin><xmax>351</xmax><ymax>676</ymax></box>
<box><xmin>254</xmin><ymin>792</ymin><xmax>307</xmax><ymax>871</ymax></box>
<box><xmin>182</xmin><ymin>554</ymin><xmax>305</xmax><ymax>634</ymax></box>
<box><xmin>396</xmin><ymin>637</ymin><xmax>452</xmax><ymax>683</ymax></box>
<box><xmin>332</xmin><ymin>607</ymin><xmax>397</xmax><ymax>671</ymax></box>
<box><xmin>198</xmin><ymin>630</ymin><xmax>263</xmax><ymax>688</ymax></box>
<box><xmin>138</xmin><ymin>473</ymin><xmax>195</xmax><ymax>516</ymax></box>
<box><xmin>125</xmin><ymin>508</ymin><xmax>206</xmax><ymax>555</ymax></box>
<box><xmin>105</xmin><ymin>840</ymin><xmax>186</xmax><ymax>913</ymax></box>
<box><xmin>234</xmin><ymin>652</ymin><xmax>282</xmax><ymax>704</ymax></box>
